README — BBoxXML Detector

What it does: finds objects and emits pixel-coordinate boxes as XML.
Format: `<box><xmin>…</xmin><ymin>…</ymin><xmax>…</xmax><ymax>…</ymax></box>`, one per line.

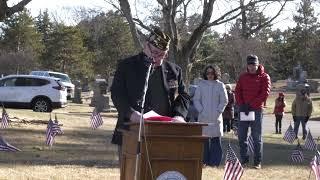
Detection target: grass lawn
<box><xmin>0</xmin><ymin>88</ymin><xmax>319</xmax><ymax>179</ymax></box>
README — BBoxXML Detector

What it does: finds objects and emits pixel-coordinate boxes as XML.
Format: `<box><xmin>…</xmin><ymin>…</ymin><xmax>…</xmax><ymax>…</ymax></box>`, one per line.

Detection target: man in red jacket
<box><xmin>235</xmin><ymin>54</ymin><xmax>271</xmax><ymax>169</ymax></box>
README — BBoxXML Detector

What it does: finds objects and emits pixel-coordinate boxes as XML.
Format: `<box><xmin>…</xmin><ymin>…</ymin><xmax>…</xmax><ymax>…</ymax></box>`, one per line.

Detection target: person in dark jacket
<box><xmin>273</xmin><ymin>92</ymin><xmax>286</xmax><ymax>134</ymax></box>
<box><xmin>110</xmin><ymin>27</ymin><xmax>190</xmax><ymax>163</ymax></box>
<box><xmin>223</xmin><ymin>84</ymin><xmax>235</xmax><ymax>132</ymax></box>
<box><xmin>235</xmin><ymin>54</ymin><xmax>271</xmax><ymax>169</ymax></box>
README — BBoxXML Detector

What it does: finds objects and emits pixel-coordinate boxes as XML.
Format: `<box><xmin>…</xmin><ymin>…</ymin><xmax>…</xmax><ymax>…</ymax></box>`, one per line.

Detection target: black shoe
<box><xmin>241</xmin><ymin>159</ymin><xmax>249</xmax><ymax>167</ymax></box>
<box><xmin>253</xmin><ymin>162</ymin><xmax>261</xmax><ymax>169</ymax></box>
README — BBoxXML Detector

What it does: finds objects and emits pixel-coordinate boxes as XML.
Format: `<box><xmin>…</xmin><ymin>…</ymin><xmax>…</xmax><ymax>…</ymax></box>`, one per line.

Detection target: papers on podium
<box><xmin>240</xmin><ymin>111</ymin><xmax>255</xmax><ymax>121</ymax></box>
<box><xmin>143</xmin><ymin>110</ymin><xmax>172</xmax><ymax>122</ymax></box>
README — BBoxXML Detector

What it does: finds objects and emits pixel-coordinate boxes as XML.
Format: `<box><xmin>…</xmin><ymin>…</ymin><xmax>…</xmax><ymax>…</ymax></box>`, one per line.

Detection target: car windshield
<box><xmin>49</xmin><ymin>73</ymin><xmax>71</xmax><ymax>83</ymax></box>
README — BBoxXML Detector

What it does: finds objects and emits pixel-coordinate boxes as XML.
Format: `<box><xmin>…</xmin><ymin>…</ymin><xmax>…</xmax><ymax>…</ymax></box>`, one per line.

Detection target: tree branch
<box><xmin>119</xmin><ymin>0</ymin><xmax>142</xmax><ymax>49</ymax></box>
<box><xmin>208</xmin><ymin>2</ymin><xmax>253</xmax><ymax>27</ymax></box>
<box><xmin>133</xmin><ymin>18</ymin><xmax>151</xmax><ymax>32</ymax></box>
<box><xmin>7</xmin><ymin>0</ymin><xmax>32</xmax><ymax>16</ymax></box>
<box><xmin>0</xmin><ymin>0</ymin><xmax>32</xmax><ymax>21</ymax></box>
<box><xmin>156</xmin><ymin>0</ymin><xmax>167</xmax><ymax>7</ymax></box>
<box><xmin>249</xmin><ymin>0</ymin><xmax>288</xmax><ymax>35</ymax></box>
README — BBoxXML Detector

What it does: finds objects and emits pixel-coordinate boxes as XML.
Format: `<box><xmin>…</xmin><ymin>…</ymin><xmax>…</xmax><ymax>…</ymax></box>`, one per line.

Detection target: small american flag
<box><xmin>45</xmin><ymin>115</ymin><xmax>62</xmax><ymax>146</ymax></box>
<box><xmin>90</xmin><ymin>108</ymin><xmax>103</xmax><ymax>129</ymax></box>
<box><xmin>0</xmin><ymin>136</ymin><xmax>21</xmax><ymax>152</ymax></box>
<box><xmin>291</xmin><ymin>146</ymin><xmax>304</xmax><ymax>163</ymax></box>
<box><xmin>305</xmin><ymin>130</ymin><xmax>317</xmax><ymax>151</ymax></box>
<box><xmin>248</xmin><ymin>135</ymin><xmax>254</xmax><ymax>155</ymax></box>
<box><xmin>310</xmin><ymin>151</ymin><xmax>320</xmax><ymax>180</ymax></box>
<box><xmin>223</xmin><ymin>144</ymin><xmax>244</xmax><ymax>180</ymax></box>
<box><xmin>1</xmin><ymin>106</ymin><xmax>10</xmax><ymax>128</ymax></box>
<box><xmin>283</xmin><ymin>124</ymin><xmax>296</xmax><ymax>144</ymax></box>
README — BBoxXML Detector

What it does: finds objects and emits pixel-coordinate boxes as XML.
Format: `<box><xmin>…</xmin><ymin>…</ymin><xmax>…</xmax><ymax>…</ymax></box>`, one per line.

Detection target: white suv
<box><xmin>30</xmin><ymin>71</ymin><xmax>75</xmax><ymax>99</ymax></box>
<box><xmin>0</xmin><ymin>75</ymin><xmax>67</xmax><ymax>112</ymax></box>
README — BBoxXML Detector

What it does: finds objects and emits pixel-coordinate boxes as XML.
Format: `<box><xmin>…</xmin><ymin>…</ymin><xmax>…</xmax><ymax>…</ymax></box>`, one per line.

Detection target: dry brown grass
<box><xmin>0</xmin><ymin>86</ymin><xmax>319</xmax><ymax>179</ymax></box>
<box><xmin>0</xmin><ymin>103</ymin><xmax>120</xmax><ymax>179</ymax></box>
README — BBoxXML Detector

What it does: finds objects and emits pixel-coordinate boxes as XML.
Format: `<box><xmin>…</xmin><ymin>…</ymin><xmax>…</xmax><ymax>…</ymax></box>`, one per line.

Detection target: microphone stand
<box><xmin>134</xmin><ymin>62</ymin><xmax>153</xmax><ymax>180</ymax></box>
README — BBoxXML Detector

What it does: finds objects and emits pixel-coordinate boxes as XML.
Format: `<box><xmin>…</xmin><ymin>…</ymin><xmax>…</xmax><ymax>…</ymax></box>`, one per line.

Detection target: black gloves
<box><xmin>292</xmin><ymin>116</ymin><xmax>297</xmax><ymax>122</ymax></box>
<box><xmin>240</xmin><ymin>104</ymin><xmax>250</xmax><ymax>115</ymax></box>
<box><xmin>305</xmin><ymin>116</ymin><xmax>310</xmax><ymax>123</ymax></box>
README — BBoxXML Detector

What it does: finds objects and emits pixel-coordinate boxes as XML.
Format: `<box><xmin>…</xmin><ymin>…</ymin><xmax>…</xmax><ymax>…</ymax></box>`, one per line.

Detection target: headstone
<box><xmin>221</xmin><ymin>73</ymin><xmax>230</xmax><ymax>84</ymax></box>
<box><xmin>95</xmin><ymin>78</ymin><xmax>107</xmax><ymax>95</ymax></box>
<box><xmin>72</xmin><ymin>80</ymin><xmax>83</xmax><ymax>104</ymax></box>
<box><xmin>287</xmin><ymin>63</ymin><xmax>308</xmax><ymax>91</ymax></box>
<box><xmin>299</xmin><ymin>71</ymin><xmax>307</xmax><ymax>83</ymax></box>
<box><xmin>293</xmin><ymin>63</ymin><xmax>302</xmax><ymax>81</ymax></box>
<box><xmin>108</xmin><ymin>76</ymin><xmax>114</xmax><ymax>92</ymax></box>
<box><xmin>82</xmin><ymin>77</ymin><xmax>90</xmax><ymax>92</ymax></box>
<box><xmin>89</xmin><ymin>78</ymin><xmax>110</xmax><ymax>111</ymax></box>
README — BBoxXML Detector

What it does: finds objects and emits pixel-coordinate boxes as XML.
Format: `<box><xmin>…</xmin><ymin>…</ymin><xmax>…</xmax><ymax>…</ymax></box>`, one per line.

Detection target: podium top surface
<box><xmin>124</xmin><ymin>121</ymin><xmax>207</xmax><ymax>137</ymax></box>
<box><xmin>126</xmin><ymin>121</ymin><xmax>207</xmax><ymax>126</ymax></box>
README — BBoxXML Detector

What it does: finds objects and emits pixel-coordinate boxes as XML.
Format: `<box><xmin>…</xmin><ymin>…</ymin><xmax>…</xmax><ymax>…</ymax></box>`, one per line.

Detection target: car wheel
<box><xmin>32</xmin><ymin>98</ymin><xmax>52</xmax><ymax>112</ymax></box>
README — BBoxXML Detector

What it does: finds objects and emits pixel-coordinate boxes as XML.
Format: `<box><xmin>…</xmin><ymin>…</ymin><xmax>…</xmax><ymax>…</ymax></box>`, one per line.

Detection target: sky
<box><xmin>7</xmin><ymin>0</ymin><xmax>320</xmax><ymax>34</ymax></box>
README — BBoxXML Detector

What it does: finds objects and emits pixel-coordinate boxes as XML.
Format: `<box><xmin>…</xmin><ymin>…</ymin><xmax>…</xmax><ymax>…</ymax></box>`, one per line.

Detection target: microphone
<box><xmin>134</xmin><ymin>57</ymin><xmax>153</xmax><ymax>180</ymax></box>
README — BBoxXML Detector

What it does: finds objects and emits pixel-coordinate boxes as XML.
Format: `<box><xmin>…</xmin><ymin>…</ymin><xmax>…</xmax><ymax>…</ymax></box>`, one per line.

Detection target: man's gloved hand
<box><xmin>130</xmin><ymin>110</ymin><xmax>143</xmax><ymax>122</ymax></box>
<box><xmin>305</xmin><ymin>116</ymin><xmax>310</xmax><ymax>123</ymax></box>
<box><xmin>172</xmin><ymin>116</ymin><xmax>186</xmax><ymax>123</ymax></box>
<box><xmin>292</xmin><ymin>116</ymin><xmax>297</xmax><ymax>122</ymax></box>
<box><xmin>240</xmin><ymin>104</ymin><xmax>250</xmax><ymax>115</ymax></box>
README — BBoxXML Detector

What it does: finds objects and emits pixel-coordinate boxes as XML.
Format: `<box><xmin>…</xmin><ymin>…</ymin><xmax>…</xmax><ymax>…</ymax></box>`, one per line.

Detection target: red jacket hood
<box><xmin>246</xmin><ymin>64</ymin><xmax>265</xmax><ymax>75</ymax></box>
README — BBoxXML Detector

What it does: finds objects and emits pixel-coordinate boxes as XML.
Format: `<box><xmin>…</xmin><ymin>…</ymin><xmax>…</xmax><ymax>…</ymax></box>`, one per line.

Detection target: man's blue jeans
<box><xmin>238</xmin><ymin>110</ymin><xmax>263</xmax><ymax>164</ymax></box>
<box><xmin>203</xmin><ymin>137</ymin><xmax>222</xmax><ymax>166</ymax></box>
<box><xmin>293</xmin><ymin>116</ymin><xmax>307</xmax><ymax>139</ymax></box>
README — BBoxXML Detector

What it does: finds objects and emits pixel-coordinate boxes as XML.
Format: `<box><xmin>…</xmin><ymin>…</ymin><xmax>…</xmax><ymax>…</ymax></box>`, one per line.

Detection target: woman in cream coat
<box><xmin>193</xmin><ymin>64</ymin><xmax>228</xmax><ymax>167</ymax></box>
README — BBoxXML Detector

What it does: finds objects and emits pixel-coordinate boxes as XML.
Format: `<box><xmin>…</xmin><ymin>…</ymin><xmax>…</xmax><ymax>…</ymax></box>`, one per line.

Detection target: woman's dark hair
<box><xmin>202</xmin><ymin>64</ymin><xmax>221</xmax><ymax>80</ymax></box>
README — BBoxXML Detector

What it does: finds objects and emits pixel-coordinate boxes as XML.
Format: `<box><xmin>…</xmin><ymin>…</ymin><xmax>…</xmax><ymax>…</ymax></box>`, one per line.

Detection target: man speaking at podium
<box><xmin>110</xmin><ymin>27</ymin><xmax>190</xmax><ymax>161</ymax></box>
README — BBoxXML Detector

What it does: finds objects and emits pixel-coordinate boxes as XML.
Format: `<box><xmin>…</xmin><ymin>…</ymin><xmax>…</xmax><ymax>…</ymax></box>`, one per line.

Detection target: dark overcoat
<box><xmin>110</xmin><ymin>53</ymin><xmax>190</xmax><ymax>145</ymax></box>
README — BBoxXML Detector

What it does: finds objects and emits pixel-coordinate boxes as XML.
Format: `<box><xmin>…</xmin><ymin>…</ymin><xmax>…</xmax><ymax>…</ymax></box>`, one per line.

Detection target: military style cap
<box><xmin>148</xmin><ymin>27</ymin><xmax>171</xmax><ymax>51</ymax></box>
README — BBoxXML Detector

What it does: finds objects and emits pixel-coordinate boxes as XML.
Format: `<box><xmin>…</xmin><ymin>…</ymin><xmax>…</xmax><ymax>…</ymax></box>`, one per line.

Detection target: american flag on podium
<box><xmin>310</xmin><ymin>151</ymin><xmax>320</xmax><ymax>180</ymax></box>
<box><xmin>90</xmin><ymin>108</ymin><xmax>103</xmax><ymax>129</ymax></box>
<box><xmin>45</xmin><ymin>114</ymin><xmax>63</xmax><ymax>146</ymax></box>
<box><xmin>223</xmin><ymin>144</ymin><xmax>244</xmax><ymax>180</ymax></box>
<box><xmin>1</xmin><ymin>106</ymin><xmax>10</xmax><ymax>128</ymax></box>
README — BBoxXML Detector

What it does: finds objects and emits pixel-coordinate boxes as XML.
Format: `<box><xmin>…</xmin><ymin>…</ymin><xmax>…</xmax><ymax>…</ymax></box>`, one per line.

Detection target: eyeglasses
<box><xmin>148</xmin><ymin>42</ymin><xmax>167</xmax><ymax>56</ymax></box>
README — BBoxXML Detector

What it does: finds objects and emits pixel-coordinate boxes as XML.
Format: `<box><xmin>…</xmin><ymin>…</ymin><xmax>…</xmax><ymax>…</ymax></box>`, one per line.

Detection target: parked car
<box><xmin>30</xmin><ymin>71</ymin><xmax>75</xmax><ymax>99</ymax></box>
<box><xmin>0</xmin><ymin>75</ymin><xmax>67</xmax><ymax>112</ymax></box>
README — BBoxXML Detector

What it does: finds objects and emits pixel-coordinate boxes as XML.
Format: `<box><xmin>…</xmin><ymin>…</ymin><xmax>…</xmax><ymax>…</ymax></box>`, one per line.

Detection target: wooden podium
<box><xmin>120</xmin><ymin>121</ymin><xmax>208</xmax><ymax>180</ymax></box>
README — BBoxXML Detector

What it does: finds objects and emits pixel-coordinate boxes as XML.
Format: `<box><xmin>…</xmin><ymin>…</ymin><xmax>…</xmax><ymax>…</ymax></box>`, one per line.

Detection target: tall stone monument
<box><xmin>89</xmin><ymin>77</ymin><xmax>110</xmax><ymax>112</ymax></box>
<box><xmin>72</xmin><ymin>80</ymin><xmax>83</xmax><ymax>104</ymax></box>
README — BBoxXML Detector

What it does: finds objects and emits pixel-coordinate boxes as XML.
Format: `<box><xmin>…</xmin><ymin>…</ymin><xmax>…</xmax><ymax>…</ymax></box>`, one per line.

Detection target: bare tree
<box><xmin>0</xmin><ymin>0</ymin><xmax>32</xmax><ymax>21</ymax></box>
<box><xmin>110</xmin><ymin>0</ymin><xmax>288</xmax><ymax>83</ymax></box>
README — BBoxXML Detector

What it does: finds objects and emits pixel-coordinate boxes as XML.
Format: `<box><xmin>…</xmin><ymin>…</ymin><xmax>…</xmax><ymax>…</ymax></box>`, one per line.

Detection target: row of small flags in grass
<box><xmin>282</xmin><ymin>124</ymin><xmax>320</xmax><ymax>180</ymax></box>
<box><xmin>230</xmin><ymin>122</ymin><xmax>320</xmax><ymax>180</ymax></box>
<box><xmin>1</xmin><ymin>106</ymin><xmax>320</xmax><ymax>180</ymax></box>
<box><xmin>0</xmin><ymin>105</ymin><xmax>103</xmax><ymax>152</ymax></box>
